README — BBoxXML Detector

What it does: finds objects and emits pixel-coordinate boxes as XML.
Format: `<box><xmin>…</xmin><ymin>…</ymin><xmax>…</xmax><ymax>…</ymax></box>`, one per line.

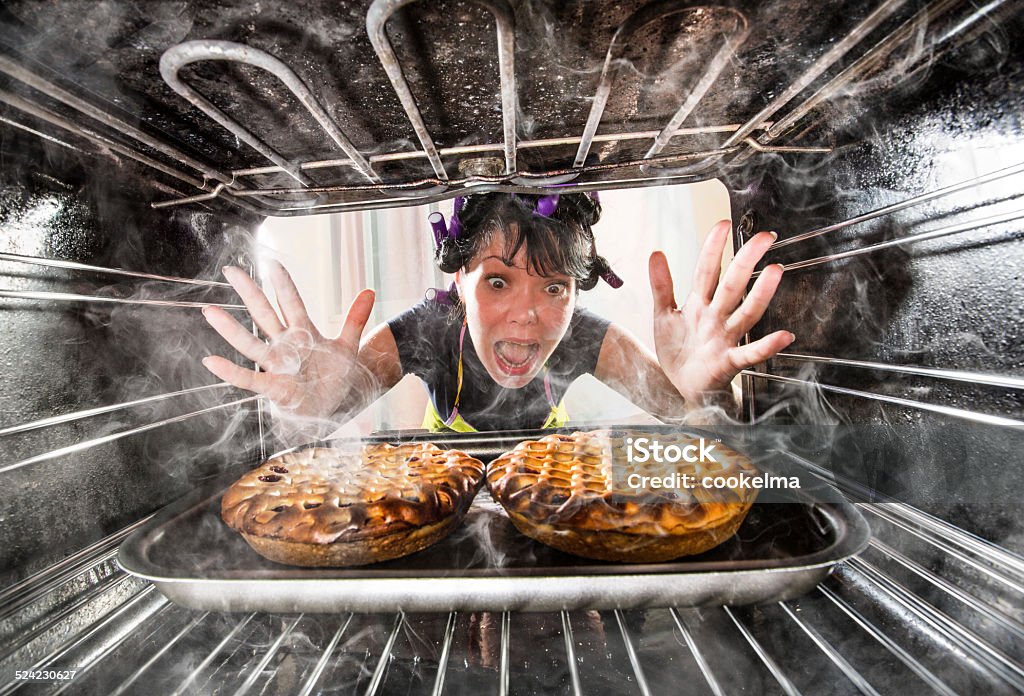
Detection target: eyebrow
<box><xmin>480</xmin><ymin>255</ymin><xmax>572</xmax><ymax>280</ymax></box>
<box><xmin>481</xmin><ymin>255</ymin><xmax>522</xmax><ymax>268</ymax></box>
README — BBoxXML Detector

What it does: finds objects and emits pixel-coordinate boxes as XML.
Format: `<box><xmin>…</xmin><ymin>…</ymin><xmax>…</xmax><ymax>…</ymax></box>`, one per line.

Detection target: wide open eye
<box><xmin>487</xmin><ymin>276</ymin><xmax>507</xmax><ymax>290</ymax></box>
<box><xmin>545</xmin><ymin>282</ymin><xmax>567</xmax><ymax>297</ymax></box>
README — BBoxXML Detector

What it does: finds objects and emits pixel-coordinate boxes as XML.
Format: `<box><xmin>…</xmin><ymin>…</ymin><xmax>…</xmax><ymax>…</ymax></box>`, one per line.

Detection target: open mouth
<box><xmin>493</xmin><ymin>341</ymin><xmax>540</xmax><ymax>377</ymax></box>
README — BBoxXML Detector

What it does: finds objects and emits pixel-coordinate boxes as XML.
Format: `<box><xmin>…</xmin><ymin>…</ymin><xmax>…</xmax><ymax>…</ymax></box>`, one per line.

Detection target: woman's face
<box><xmin>456</xmin><ymin>227</ymin><xmax>577</xmax><ymax>389</ymax></box>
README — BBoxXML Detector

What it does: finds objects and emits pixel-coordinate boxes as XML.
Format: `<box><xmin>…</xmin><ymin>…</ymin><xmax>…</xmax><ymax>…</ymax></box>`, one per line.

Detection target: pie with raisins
<box><xmin>221</xmin><ymin>443</ymin><xmax>485</xmax><ymax>567</ymax></box>
<box><xmin>486</xmin><ymin>430</ymin><xmax>759</xmax><ymax>562</ymax></box>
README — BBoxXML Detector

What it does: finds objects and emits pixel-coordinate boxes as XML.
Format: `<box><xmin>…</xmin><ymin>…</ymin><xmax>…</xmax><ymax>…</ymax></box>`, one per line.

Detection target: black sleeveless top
<box><xmin>387</xmin><ymin>300</ymin><xmax>610</xmax><ymax>431</ymax></box>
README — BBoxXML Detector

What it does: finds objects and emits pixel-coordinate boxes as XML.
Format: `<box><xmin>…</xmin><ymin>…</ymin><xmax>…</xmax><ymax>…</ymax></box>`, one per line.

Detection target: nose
<box><xmin>506</xmin><ymin>285</ymin><xmax>539</xmax><ymax>325</ymax></box>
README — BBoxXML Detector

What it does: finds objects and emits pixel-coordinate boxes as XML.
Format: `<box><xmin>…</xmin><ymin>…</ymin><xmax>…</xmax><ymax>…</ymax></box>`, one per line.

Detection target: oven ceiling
<box><xmin>0</xmin><ymin>0</ymin><xmax>1002</xmax><ymax>215</ymax></box>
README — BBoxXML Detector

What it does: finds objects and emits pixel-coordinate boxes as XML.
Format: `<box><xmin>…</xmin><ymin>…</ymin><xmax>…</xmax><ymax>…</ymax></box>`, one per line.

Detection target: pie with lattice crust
<box><xmin>221</xmin><ymin>444</ymin><xmax>485</xmax><ymax>567</ymax></box>
<box><xmin>487</xmin><ymin>430</ymin><xmax>759</xmax><ymax>562</ymax></box>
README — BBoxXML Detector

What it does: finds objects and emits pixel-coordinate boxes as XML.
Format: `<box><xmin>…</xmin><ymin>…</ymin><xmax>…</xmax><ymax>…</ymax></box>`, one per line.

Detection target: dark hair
<box><xmin>434</xmin><ymin>192</ymin><xmax>613</xmax><ymax>291</ymax></box>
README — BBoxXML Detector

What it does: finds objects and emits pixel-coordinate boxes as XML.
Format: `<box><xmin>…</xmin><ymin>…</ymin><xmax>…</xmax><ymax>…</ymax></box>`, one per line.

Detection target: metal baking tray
<box><xmin>118</xmin><ymin>426</ymin><xmax>871</xmax><ymax>612</ymax></box>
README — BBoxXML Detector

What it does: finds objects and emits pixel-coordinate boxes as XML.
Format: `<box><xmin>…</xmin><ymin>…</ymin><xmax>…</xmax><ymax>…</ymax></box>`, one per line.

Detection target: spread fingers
<box><xmin>728</xmin><ymin>330</ymin><xmax>795</xmax><ymax>370</ymax></box>
<box><xmin>724</xmin><ymin>263</ymin><xmax>784</xmax><ymax>338</ymax></box>
<box><xmin>692</xmin><ymin>220</ymin><xmax>732</xmax><ymax>303</ymax></box>
<box><xmin>267</xmin><ymin>260</ymin><xmax>316</xmax><ymax>333</ymax></box>
<box><xmin>648</xmin><ymin>251</ymin><xmax>678</xmax><ymax>314</ymax></box>
<box><xmin>338</xmin><ymin>288</ymin><xmax>376</xmax><ymax>349</ymax></box>
<box><xmin>222</xmin><ymin>265</ymin><xmax>285</xmax><ymax>339</ymax></box>
<box><xmin>202</xmin><ymin>305</ymin><xmax>270</xmax><ymax>365</ymax></box>
<box><xmin>201</xmin><ymin>355</ymin><xmax>273</xmax><ymax>394</ymax></box>
<box><xmin>710</xmin><ymin>230</ymin><xmax>776</xmax><ymax>315</ymax></box>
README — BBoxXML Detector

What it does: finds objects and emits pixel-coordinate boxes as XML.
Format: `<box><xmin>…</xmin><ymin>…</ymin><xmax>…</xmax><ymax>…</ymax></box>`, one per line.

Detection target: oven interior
<box><xmin>1</xmin><ymin>0</ymin><xmax>1022</xmax><ymax>693</ymax></box>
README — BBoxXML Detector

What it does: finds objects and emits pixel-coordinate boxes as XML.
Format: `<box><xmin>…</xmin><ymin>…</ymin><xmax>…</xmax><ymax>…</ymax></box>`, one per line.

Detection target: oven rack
<box><xmin>2</xmin><ymin>152</ymin><xmax>1020</xmax><ymax>483</ymax></box>
<box><xmin>0</xmin><ymin>466</ymin><xmax>1021</xmax><ymax>696</ymax></box>
<box><xmin>0</xmin><ymin>0</ymin><xmax>1003</xmax><ymax>215</ymax></box>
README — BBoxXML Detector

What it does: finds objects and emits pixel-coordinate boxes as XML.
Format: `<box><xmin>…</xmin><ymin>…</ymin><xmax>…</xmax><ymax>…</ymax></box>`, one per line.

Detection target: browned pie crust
<box><xmin>221</xmin><ymin>444</ymin><xmax>485</xmax><ymax>567</ymax></box>
<box><xmin>487</xmin><ymin>430</ymin><xmax>760</xmax><ymax>562</ymax></box>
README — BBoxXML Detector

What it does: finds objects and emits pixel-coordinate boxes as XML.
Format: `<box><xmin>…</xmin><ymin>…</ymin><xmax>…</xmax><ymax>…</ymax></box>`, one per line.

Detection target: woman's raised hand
<box><xmin>649</xmin><ymin>220</ymin><xmax>794</xmax><ymax>407</ymax></box>
<box><xmin>201</xmin><ymin>261</ymin><xmax>376</xmax><ymax>419</ymax></box>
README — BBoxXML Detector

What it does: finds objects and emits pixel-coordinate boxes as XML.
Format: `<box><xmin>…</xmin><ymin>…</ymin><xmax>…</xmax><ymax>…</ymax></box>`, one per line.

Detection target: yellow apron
<box><xmin>422</xmin><ymin>321</ymin><xmax>569</xmax><ymax>433</ymax></box>
<box><xmin>422</xmin><ymin>398</ymin><xmax>569</xmax><ymax>432</ymax></box>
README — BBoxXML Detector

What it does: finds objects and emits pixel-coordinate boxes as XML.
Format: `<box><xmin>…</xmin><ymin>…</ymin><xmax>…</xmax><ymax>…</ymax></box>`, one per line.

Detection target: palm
<box><xmin>253</xmin><ymin>329</ymin><xmax>356</xmax><ymax>417</ymax></box>
<box><xmin>649</xmin><ymin>221</ymin><xmax>793</xmax><ymax>406</ymax></box>
<box><xmin>201</xmin><ymin>262</ymin><xmax>375</xmax><ymax>420</ymax></box>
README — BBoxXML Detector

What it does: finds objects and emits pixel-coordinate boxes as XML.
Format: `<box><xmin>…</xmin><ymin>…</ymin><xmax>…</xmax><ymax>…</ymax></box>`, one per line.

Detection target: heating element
<box><xmin>1</xmin><ymin>0</ymin><xmax>1023</xmax><ymax>693</ymax></box>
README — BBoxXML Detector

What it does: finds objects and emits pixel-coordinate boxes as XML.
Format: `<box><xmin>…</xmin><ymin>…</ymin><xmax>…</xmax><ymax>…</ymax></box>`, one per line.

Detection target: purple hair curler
<box><xmin>534</xmin><ymin>194</ymin><xmax>559</xmax><ymax>217</ymax></box>
<box><xmin>428</xmin><ymin>211</ymin><xmax>448</xmax><ymax>248</ymax></box>
<box><xmin>600</xmin><ymin>268</ymin><xmax>624</xmax><ymax>289</ymax></box>
<box><xmin>425</xmin><ymin>282</ymin><xmax>457</xmax><ymax>306</ymax></box>
<box><xmin>449</xmin><ymin>196</ymin><xmax>466</xmax><ymax>239</ymax></box>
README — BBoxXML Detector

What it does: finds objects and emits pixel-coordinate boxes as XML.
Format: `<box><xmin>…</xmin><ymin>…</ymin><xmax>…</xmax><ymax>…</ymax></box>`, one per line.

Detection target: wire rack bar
<box><xmin>0</xmin><ymin>251</ymin><xmax>231</xmax><ymax>288</ymax></box>
<box><xmin>723</xmin><ymin>606</ymin><xmax>802</xmax><ymax>696</ymax></box>
<box><xmin>0</xmin><ymin>384</ymin><xmax>233</xmax><ymax>438</ymax></box>
<box><xmin>0</xmin><ymin>54</ymin><xmax>232</xmax><ymax>186</ymax></box>
<box><xmin>847</xmin><ymin>558</ymin><xmax>1024</xmax><ymax>691</ymax></box>
<box><xmin>365</xmin><ymin>0</ymin><xmax>519</xmax><ymax>178</ymax></box>
<box><xmin>149</xmin><ymin>183</ymin><xmax>231</xmax><ymax>209</ymax></box>
<box><xmin>168</xmin><ymin>613</ymin><xmax>256</xmax><ymax>696</ymax></box>
<box><xmin>228</xmin><ymin>123</ymin><xmax>770</xmax><ymax>176</ymax></box>
<box><xmin>613</xmin><ymin>609</ymin><xmax>652</xmax><ymax>696</ymax></box>
<box><xmin>0</xmin><ymin>86</ymin><xmax>206</xmax><ymax>189</ymax></box>
<box><xmin>778</xmin><ymin>601</ymin><xmax>882</xmax><ymax>696</ymax></box>
<box><xmin>0</xmin><ymin>396</ymin><xmax>260</xmax><ymax>476</ymax></box>
<box><xmin>231</xmin><ymin>614</ymin><xmax>305</xmax><ymax>696</ymax></box>
<box><xmin>722</xmin><ymin>0</ymin><xmax>908</xmax><ymax>151</ymax></box>
<box><xmin>644</xmin><ymin>11</ymin><xmax>750</xmax><ymax>162</ymax></box>
<box><xmin>0</xmin><ymin>89</ymin><xmax>270</xmax><ymax>216</ymax></box>
<box><xmin>559</xmin><ymin>611</ymin><xmax>583</xmax><ymax>696</ymax></box>
<box><xmin>297</xmin><ymin>615</ymin><xmax>353</xmax><ymax>696</ymax></box>
<box><xmin>765</xmin><ymin>0</ymin><xmax>966</xmax><ymax>141</ymax></box>
<box><xmin>158</xmin><ymin>138</ymin><xmax>819</xmax><ymax>212</ymax></box>
<box><xmin>742</xmin><ymin>371</ymin><xmax>1024</xmax><ymax>428</ymax></box>
<box><xmin>867</xmin><ymin>538</ymin><xmax>1024</xmax><ymax>639</ymax></box>
<box><xmin>759</xmin><ymin>208</ymin><xmax>1024</xmax><ymax>276</ymax></box>
<box><xmin>490</xmin><ymin>0</ymin><xmax>518</xmax><ymax>176</ymax></box>
<box><xmin>817</xmin><ymin>585</ymin><xmax>961</xmax><ymax>696</ymax></box>
<box><xmin>219</xmin><ymin>147</ymin><xmax>729</xmax><ymax>195</ymax></box>
<box><xmin>777</xmin><ymin>449</ymin><xmax>1024</xmax><ymax>591</ymax></box>
<box><xmin>863</xmin><ymin>507</ymin><xmax>1024</xmax><ymax>589</ymax></box>
<box><xmin>201</xmin><ymin>139</ymin><xmax>825</xmax><ymax>200</ymax></box>
<box><xmin>0</xmin><ymin>586</ymin><xmax>165</xmax><ymax>696</ymax></box>
<box><xmin>668</xmin><ymin>609</ymin><xmax>726</xmax><ymax>696</ymax></box>
<box><xmin>0</xmin><ymin>571</ymin><xmax>134</xmax><ymax>664</ymax></box>
<box><xmin>0</xmin><ymin>114</ymin><xmax>81</xmax><ymax>151</ymax></box>
<box><xmin>158</xmin><ymin>45</ymin><xmax>307</xmax><ymax>186</ymax></box>
<box><xmin>430</xmin><ymin>612</ymin><xmax>457</xmax><ymax>696</ymax></box>
<box><xmin>364</xmin><ymin>613</ymin><xmax>404</xmax><ymax>696</ymax></box>
<box><xmin>574</xmin><ymin>1</ymin><xmax>749</xmax><ymax>169</ymax></box>
<box><xmin>771</xmin><ymin>160</ymin><xmax>1024</xmax><ymax>250</ymax></box>
<box><xmin>107</xmin><ymin>611</ymin><xmax>210</xmax><ymax>696</ymax></box>
<box><xmin>50</xmin><ymin>601</ymin><xmax>175</xmax><ymax>696</ymax></box>
<box><xmin>160</xmin><ymin>41</ymin><xmax>378</xmax><ymax>185</ymax></box>
<box><xmin>937</xmin><ymin>0</ymin><xmax>1007</xmax><ymax>42</ymax></box>
<box><xmin>0</xmin><ymin>515</ymin><xmax>150</xmax><ymax>619</ymax></box>
<box><xmin>498</xmin><ymin>611</ymin><xmax>511</xmax><ymax>696</ymax></box>
<box><xmin>773</xmin><ymin>353</ymin><xmax>1024</xmax><ymax>390</ymax></box>
<box><xmin>0</xmin><ymin>288</ymin><xmax>244</xmax><ymax>309</ymax></box>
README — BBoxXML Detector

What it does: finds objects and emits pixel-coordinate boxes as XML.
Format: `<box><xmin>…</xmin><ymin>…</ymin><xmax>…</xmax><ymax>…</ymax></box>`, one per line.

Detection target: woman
<box><xmin>200</xmin><ymin>192</ymin><xmax>792</xmax><ymax>431</ymax></box>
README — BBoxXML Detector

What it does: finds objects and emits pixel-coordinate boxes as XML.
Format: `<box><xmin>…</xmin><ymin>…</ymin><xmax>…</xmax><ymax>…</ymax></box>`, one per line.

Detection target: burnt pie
<box><xmin>487</xmin><ymin>430</ymin><xmax>759</xmax><ymax>562</ymax></box>
<box><xmin>221</xmin><ymin>444</ymin><xmax>485</xmax><ymax>567</ymax></box>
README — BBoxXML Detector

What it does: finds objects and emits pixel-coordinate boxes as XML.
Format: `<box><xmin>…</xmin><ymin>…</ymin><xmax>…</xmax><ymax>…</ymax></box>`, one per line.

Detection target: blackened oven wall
<box><xmin>729</xmin><ymin>21</ymin><xmax>1024</xmax><ymax>550</ymax></box>
<box><xmin>0</xmin><ymin>126</ymin><xmax>264</xmax><ymax>587</ymax></box>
